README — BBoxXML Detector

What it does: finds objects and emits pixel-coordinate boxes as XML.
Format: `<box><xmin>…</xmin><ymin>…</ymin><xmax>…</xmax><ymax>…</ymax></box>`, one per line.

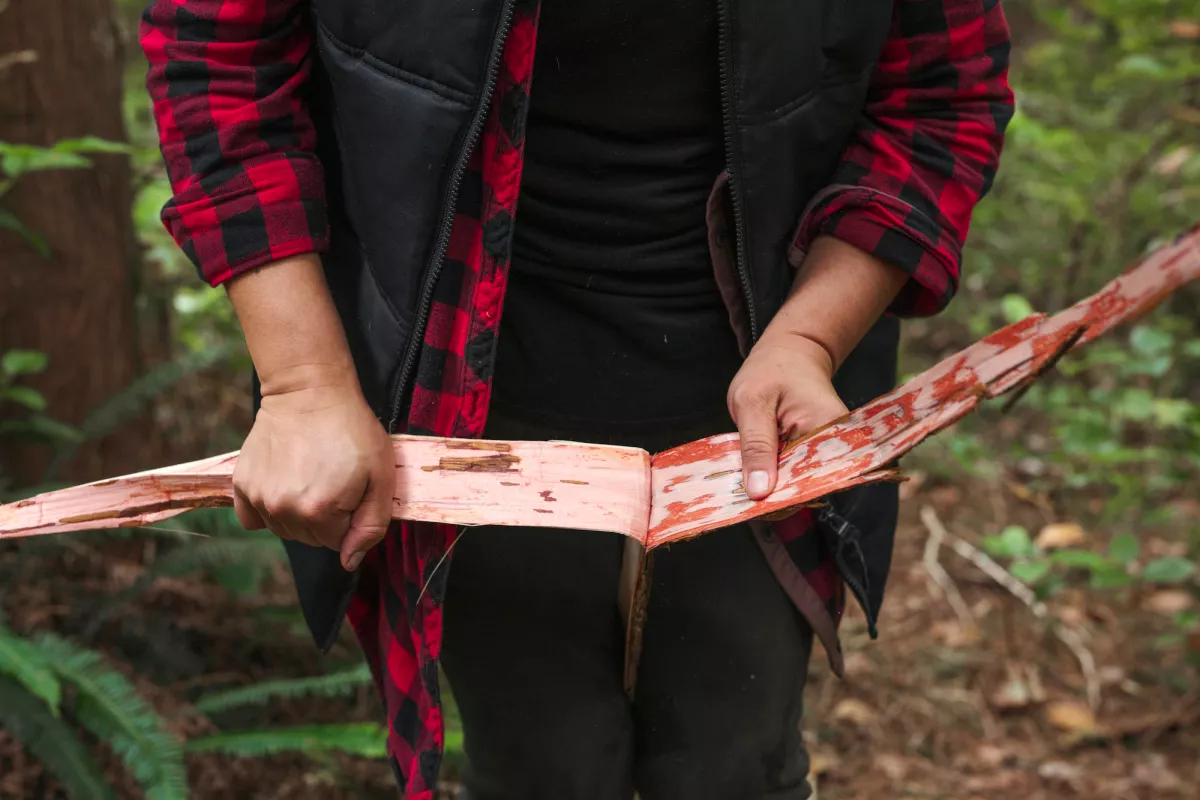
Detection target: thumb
<box><xmin>733</xmin><ymin>392</ymin><xmax>780</xmax><ymax>501</ymax></box>
<box><xmin>339</xmin><ymin>472</ymin><xmax>393</xmax><ymax>571</ymax></box>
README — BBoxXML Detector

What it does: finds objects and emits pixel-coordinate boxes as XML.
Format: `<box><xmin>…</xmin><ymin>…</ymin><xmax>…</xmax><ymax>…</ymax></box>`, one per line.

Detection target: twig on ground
<box><xmin>919</xmin><ymin>506</ymin><xmax>1101</xmax><ymax>711</ymax></box>
<box><xmin>920</xmin><ymin>507</ymin><xmax>975</xmax><ymax>632</ymax></box>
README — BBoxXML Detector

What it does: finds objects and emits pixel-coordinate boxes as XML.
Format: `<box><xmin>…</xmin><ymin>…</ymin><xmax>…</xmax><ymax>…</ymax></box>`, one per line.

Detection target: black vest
<box><xmin>285</xmin><ymin>0</ymin><xmax>901</xmax><ymax>650</ymax></box>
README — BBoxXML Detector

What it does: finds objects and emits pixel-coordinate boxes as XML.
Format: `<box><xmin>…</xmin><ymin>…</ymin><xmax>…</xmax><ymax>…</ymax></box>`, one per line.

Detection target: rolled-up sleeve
<box><xmin>141</xmin><ymin>0</ymin><xmax>328</xmax><ymax>286</ymax></box>
<box><xmin>791</xmin><ymin>0</ymin><xmax>1015</xmax><ymax>317</ymax></box>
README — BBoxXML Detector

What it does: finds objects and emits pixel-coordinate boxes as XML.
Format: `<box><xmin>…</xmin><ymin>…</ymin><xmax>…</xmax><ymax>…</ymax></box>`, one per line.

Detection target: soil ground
<box><xmin>2</xmin><ymin>474</ymin><xmax>1197</xmax><ymax>799</ymax></box>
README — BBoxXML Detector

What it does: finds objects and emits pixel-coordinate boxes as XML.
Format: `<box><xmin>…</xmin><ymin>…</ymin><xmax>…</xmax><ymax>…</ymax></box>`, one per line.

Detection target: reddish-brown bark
<box><xmin>2</xmin><ymin>224</ymin><xmax>1198</xmax><ymax>542</ymax></box>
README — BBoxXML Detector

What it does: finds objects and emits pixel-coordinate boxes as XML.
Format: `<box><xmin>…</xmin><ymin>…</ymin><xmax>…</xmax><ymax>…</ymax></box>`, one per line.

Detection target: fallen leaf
<box><xmin>989</xmin><ymin>662</ymin><xmax>1046</xmax><ymax>710</ymax></box>
<box><xmin>841</xmin><ymin>652</ymin><xmax>874</xmax><ymax>679</ymax></box>
<box><xmin>1142</xmin><ymin>589</ymin><xmax>1194</xmax><ymax>615</ymax></box>
<box><xmin>1052</xmin><ymin>603</ymin><xmax>1087</xmax><ymax>628</ymax></box>
<box><xmin>1038</xmin><ymin>761</ymin><xmax>1084</xmax><ymax>785</ymax></box>
<box><xmin>832</xmin><ymin>698</ymin><xmax>876</xmax><ymax>727</ymax></box>
<box><xmin>1035</xmin><ymin>522</ymin><xmax>1087</xmax><ymax>550</ymax></box>
<box><xmin>808</xmin><ymin>748</ymin><xmax>840</xmax><ymax>776</ymax></box>
<box><xmin>876</xmin><ymin>753</ymin><xmax>909</xmax><ymax>781</ymax></box>
<box><xmin>1168</xmin><ymin>20</ymin><xmax>1200</xmax><ymax>39</ymax></box>
<box><xmin>1133</xmin><ymin>754</ymin><xmax>1181</xmax><ymax>791</ymax></box>
<box><xmin>1154</xmin><ymin>147</ymin><xmax>1191</xmax><ymax>177</ymax></box>
<box><xmin>974</xmin><ymin>744</ymin><xmax>1012</xmax><ymax>770</ymax></box>
<box><xmin>1045</xmin><ymin>700</ymin><xmax>1097</xmax><ymax>734</ymax></box>
<box><xmin>932</xmin><ymin>620</ymin><xmax>981</xmax><ymax>647</ymax></box>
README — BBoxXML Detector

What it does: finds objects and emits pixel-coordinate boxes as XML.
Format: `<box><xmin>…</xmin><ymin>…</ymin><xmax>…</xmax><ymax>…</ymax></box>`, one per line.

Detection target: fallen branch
<box><xmin>921</xmin><ymin>506</ymin><xmax>1101</xmax><ymax>711</ymax></box>
<box><xmin>920</xmin><ymin>505</ymin><xmax>975</xmax><ymax>632</ymax></box>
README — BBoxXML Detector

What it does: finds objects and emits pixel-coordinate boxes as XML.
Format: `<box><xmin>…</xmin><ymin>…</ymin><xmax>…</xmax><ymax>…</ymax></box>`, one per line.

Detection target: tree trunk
<box><xmin>0</xmin><ymin>0</ymin><xmax>144</xmax><ymax>484</ymax></box>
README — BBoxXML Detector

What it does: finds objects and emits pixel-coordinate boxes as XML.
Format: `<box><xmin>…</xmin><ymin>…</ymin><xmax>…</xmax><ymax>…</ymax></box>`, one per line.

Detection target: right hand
<box><xmin>232</xmin><ymin>366</ymin><xmax>395</xmax><ymax>571</ymax></box>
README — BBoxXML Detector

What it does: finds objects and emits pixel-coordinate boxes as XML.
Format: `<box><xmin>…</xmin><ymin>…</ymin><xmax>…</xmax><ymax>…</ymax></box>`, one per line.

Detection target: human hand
<box><xmin>232</xmin><ymin>365</ymin><xmax>395</xmax><ymax>571</ymax></box>
<box><xmin>727</xmin><ymin>332</ymin><xmax>848</xmax><ymax>501</ymax></box>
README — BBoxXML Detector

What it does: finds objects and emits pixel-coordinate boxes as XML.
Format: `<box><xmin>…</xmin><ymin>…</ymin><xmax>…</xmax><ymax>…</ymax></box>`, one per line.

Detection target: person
<box><xmin>141</xmin><ymin>0</ymin><xmax>1013</xmax><ymax>797</ymax></box>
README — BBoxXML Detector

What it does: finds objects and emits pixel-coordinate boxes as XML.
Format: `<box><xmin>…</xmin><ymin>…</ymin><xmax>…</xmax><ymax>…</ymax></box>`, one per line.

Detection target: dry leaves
<box><xmin>1168</xmin><ymin>19</ymin><xmax>1200</xmax><ymax>39</ymax></box>
<box><xmin>1045</xmin><ymin>700</ymin><xmax>1098</xmax><ymax>735</ymax></box>
<box><xmin>832</xmin><ymin>698</ymin><xmax>877</xmax><ymax>727</ymax></box>
<box><xmin>989</xmin><ymin>662</ymin><xmax>1046</xmax><ymax>711</ymax></box>
<box><xmin>1035</xmin><ymin>522</ymin><xmax>1087</xmax><ymax>550</ymax></box>
<box><xmin>1142</xmin><ymin>589</ymin><xmax>1194</xmax><ymax>615</ymax></box>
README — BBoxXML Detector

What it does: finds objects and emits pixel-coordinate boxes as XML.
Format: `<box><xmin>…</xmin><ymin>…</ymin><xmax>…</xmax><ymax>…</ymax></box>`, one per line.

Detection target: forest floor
<box><xmin>2</xmin><ymin>470</ymin><xmax>1198</xmax><ymax>799</ymax></box>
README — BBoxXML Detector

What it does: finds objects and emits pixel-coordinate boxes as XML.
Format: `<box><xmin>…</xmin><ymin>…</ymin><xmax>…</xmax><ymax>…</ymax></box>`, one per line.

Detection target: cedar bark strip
<box><xmin>1</xmin><ymin>225</ymin><xmax>1198</xmax><ymax>542</ymax></box>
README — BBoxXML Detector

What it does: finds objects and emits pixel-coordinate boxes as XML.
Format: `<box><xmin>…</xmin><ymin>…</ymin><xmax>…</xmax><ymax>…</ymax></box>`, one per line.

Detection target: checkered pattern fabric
<box><xmin>791</xmin><ymin>0</ymin><xmax>1014</xmax><ymax>317</ymax></box>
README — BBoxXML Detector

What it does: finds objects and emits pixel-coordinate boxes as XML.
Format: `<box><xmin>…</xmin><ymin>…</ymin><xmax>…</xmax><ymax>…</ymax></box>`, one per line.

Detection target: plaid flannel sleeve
<box><xmin>141</xmin><ymin>0</ymin><xmax>328</xmax><ymax>287</ymax></box>
<box><xmin>791</xmin><ymin>0</ymin><xmax>1015</xmax><ymax>317</ymax></box>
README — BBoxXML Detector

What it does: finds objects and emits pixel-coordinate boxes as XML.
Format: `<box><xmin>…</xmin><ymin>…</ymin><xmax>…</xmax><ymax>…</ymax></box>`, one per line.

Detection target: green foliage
<box><xmin>0</xmin><ymin>138</ymin><xmax>132</xmax><ymax>259</ymax></box>
<box><xmin>981</xmin><ymin>525</ymin><xmax>1197</xmax><ymax>596</ymax></box>
<box><xmin>42</xmin><ymin>341</ymin><xmax>243</xmax><ymax>481</ymax></box>
<box><xmin>32</xmin><ymin>634</ymin><xmax>188</xmax><ymax>800</ymax></box>
<box><xmin>193</xmin><ymin>664</ymin><xmax>373</xmax><ymax>715</ymax></box>
<box><xmin>185</xmin><ymin>723</ymin><xmax>388</xmax><ymax>759</ymax></box>
<box><xmin>0</xmin><ymin>626</ymin><xmax>184</xmax><ymax>799</ymax></box>
<box><xmin>0</xmin><ymin>679</ymin><xmax>112</xmax><ymax>800</ymax></box>
<box><xmin>0</xmin><ymin>350</ymin><xmax>83</xmax><ymax>465</ymax></box>
<box><xmin>0</xmin><ymin>626</ymin><xmax>62</xmax><ymax>713</ymax></box>
<box><xmin>914</xmin><ymin>0</ymin><xmax>1200</xmax><ymax>619</ymax></box>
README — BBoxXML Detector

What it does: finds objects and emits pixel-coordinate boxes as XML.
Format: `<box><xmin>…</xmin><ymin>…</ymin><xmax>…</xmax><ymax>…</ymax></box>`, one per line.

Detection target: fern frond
<box><xmin>43</xmin><ymin>341</ymin><xmax>241</xmax><ymax>481</ymax></box>
<box><xmin>0</xmin><ymin>678</ymin><xmax>113</xmax><ymax>800</ymax></box>
<box><xmin>185</xmin><ymin>723</ymin><xmax>387</xmax><ymax>759</ymax></box>
<box><xmin>0</xmin><ymin>624</ymin><xmax>61</xmax><ymax>713</ymax></box>
<box><xmin>146</xmin><ymin>534</ymin><xmax>284</xmax><ymax>579</ymax></box>
<box><xmin>84</xmin><ymin>533</ymin><xmax>283</xmax><ymax>638</ymax></box>
<box><xmin>33</xmin><ymin>635</ymin><xmax>187</xmax><ymax>800</ymax></box>
<box><xmin>193</xmin><ymin>663</ymin><xmax>372</xmax><ymax>715</ymax></box>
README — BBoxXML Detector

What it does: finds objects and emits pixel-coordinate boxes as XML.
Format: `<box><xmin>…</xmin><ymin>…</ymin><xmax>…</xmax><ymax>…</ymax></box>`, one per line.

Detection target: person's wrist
<box><xmin>258</xmin><ymin>361</ymin><xmax>361</xmax><ymax>399</ymax></box>
<box><xmin>755</xmin><ymin>327</ymin><xmax>837</xmax><ymax>379</ymax></box>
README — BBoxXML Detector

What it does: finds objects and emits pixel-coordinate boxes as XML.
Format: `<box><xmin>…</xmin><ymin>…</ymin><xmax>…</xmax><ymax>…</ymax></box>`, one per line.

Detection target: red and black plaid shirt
<box><xmin>143</xmin><ymin>2</ymin><xmax>1012</xmax><ymax>796</ymax></box>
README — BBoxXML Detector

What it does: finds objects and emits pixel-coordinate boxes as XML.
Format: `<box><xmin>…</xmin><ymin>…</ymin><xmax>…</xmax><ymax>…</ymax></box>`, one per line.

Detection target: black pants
<box><xmin>441</xmin><ymin>413</ymin><xmax>814</xmax><ymax>800</ymax></box>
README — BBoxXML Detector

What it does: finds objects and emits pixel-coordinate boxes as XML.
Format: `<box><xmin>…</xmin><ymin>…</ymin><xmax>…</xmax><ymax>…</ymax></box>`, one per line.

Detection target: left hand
<box><xmin>727</xmin><ymin>236</ymin><xmax>909</xmax><ymax>501</ymax></box>
<box><xmin>727</xmin><ymin>331</ymin><xmax>849</xmax><ymax>501</ymax></box>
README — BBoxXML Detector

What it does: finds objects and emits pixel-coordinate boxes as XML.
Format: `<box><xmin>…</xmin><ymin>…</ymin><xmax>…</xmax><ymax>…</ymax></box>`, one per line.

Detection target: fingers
<box><xmin>729</xmin><ymin>384</ymin><xmax>780</xmax><ymax>501</ymax></box>
<box><xmin>233</xmin><ymin>488</ymin><xmax>266</xmax><ymax>531</ymax></box>
<box><xmin>234</xmin><ymin>468</ymin><xmax>337</xmax><ymax>548</ymax></box>
<box><xmin>339</xmin><ymin>462</ymin><xmax>394</xmax><ymax>571</ymax></box>
<box><xmin>777</xmin><ymin>391</ymin><xmax>849</xmax><ymax>443</ymax></box>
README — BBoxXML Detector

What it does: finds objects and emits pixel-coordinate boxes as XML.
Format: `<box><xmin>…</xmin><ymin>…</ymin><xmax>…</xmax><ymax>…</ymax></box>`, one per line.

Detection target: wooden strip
<box><xmin>645</xmin><ymin>225</ymin><xmax>1200</xmax><ymax>546</ymax></box>
<box><xmin>1</xmin><ymin>224</ymin><xmax>1197</xmax><ymax>544</ymax></box>
<box><xmin>0</xmin><ymin>437</ymin><xmax>651</xmax><ymax>540</ymax></box>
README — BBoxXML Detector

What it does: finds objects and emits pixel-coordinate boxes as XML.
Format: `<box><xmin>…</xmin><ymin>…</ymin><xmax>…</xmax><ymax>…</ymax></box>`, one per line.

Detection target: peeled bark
<box><xmin>3</xmin><ymin>223</ymin><xmax>1198</xmax><ymax>542</ymax></box>
<box><xmin>0</xmin><ymin>0</ymin><xmax>143</xmax><ymax>483</ymax></box>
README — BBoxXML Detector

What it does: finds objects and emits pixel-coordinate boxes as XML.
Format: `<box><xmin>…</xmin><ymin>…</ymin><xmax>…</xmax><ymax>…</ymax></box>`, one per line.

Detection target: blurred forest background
<box><xmin>1</xmin><ymin>0</ymin><xmax>1198</xmax><ymax>798</ymax></box>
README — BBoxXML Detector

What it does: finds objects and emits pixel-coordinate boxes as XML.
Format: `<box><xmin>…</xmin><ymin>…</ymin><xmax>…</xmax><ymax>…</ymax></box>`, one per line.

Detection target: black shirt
<box><xmin>491</xmin><ymin>0</ymin><xmax>743</xmax><ymax>434</ymax></box>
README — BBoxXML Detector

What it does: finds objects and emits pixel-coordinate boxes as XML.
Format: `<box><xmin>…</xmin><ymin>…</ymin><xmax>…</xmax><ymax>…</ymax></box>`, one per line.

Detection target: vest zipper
<box><xmin>387</xmin><ymin>0</ymin><xmax>517</xmax><ymax>431</ymax></box>
<box><xmin>716</xmin><ymin>0</ymin><xmax>759</xmax><ymax>341</ymax></box>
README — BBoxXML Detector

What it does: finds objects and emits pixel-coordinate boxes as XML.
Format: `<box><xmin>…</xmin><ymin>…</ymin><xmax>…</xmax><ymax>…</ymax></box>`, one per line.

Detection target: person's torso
<box><xmin>493</xmin><ymin>0</ymin><xmax>742</xmax><ymax>434</ymax></box>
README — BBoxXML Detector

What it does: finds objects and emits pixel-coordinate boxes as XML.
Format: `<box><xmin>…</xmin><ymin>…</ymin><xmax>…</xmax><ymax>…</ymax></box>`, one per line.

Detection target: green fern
<box><xmin>0</xmin><ymin>624</ymin><xmax>61</xmax><ymax>713</ymax></box>
<box><xmin>34</xmin><ymin>634</ymin><xmax>187</xmax><ymax>800</ymax></box>
<box><xmin>43</xmin><ymin>341</ymin><xmax>242</xmax><ymax>481</ymax></box>
<box><xmin>185</xmin><ymin>723</ymin><xmax>387</xmax><ymax>759</ymax></box>
<box><xmin>193</xmin><ymin>663</ymin><xmax>372</xmax><ymax>715</ymax></box>
<box><xmin>146</xmin><ymin>534</ymin><xmax>284</xmax><ymax>579</ymax></box>
<box><xmin>85</xmin><ymin>532</ymin><xmax>284</xmax><ymax>637</ymax></box>
<box><xmin>0</xmin><ymin>678</ymin><xmax>112</xmax><ymax>800</ymax></box>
